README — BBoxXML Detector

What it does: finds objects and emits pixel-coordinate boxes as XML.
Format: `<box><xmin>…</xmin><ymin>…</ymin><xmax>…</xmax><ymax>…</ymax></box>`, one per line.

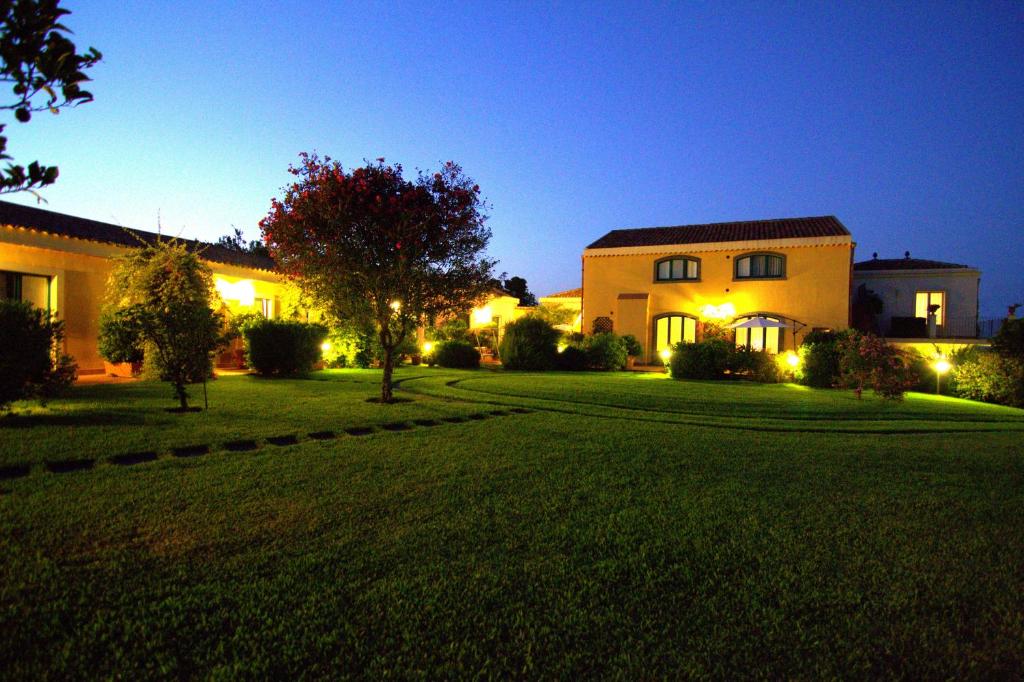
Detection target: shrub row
<box><xmin>668</xmin><ymin>339</ymin><xmax>780</xmax><ymax>383</ymax></box>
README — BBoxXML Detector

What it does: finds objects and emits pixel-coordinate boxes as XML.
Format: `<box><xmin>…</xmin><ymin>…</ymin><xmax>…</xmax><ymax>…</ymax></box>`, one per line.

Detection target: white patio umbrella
<box><xmin>726</xmin><ymin>317</ymin><xmax>791</xmax><ymax>329</ymax></box>
<box><xmin>553</xmin><ymin>324</ymin><xmax>574</xmax><ymax>332</ymax></box>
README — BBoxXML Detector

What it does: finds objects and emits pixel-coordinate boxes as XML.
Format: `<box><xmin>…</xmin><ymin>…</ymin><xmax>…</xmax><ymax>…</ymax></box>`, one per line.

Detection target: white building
<box><xmin>853</xmin><ymin>252</ymin><xmax>981</xmax><ymax>339</ymax></box>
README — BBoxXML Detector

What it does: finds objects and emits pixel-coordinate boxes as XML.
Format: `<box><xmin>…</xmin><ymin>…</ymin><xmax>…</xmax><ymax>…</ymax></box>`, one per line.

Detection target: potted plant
<box><xmin>622</xmin><ymin>334</ymin><xmax>642</xmax><ymax>369</ymax></box>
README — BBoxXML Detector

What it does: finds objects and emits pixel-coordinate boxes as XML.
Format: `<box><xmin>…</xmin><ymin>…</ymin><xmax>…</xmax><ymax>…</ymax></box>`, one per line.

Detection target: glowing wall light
<box><xmin>700</xmin><ymin>302</ymin><xmax>736</xmax><ymax>320</ymax></box>
<box><xmin>321</xmin><ymin>341</ymin><xmax>332</xmax><ymax>352</ymax></box>
<box><xmin>471</xmin><ymin>305</ymin><xmax>493</xmax><ymax>327</ymax></box>
<box><xmin>215</xmin><ymin>278</ymin><xmax>256</xmax><ymax>307</ymax></box>
<box><xmin>422</xmin><ymin>341</ymin><xmax>434</xmax><ymax>354</ymax></box>
<box><xmin>786</xmin><ymin>352</ymin><xmax>800</xmax><ymax>368</ymax></box>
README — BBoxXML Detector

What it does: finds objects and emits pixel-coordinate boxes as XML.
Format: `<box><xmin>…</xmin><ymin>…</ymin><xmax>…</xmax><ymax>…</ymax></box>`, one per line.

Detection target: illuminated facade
<box><xmin>0</xmin><ymin>201</ymin><xmax>284</xmax><ymax>374</ymax></box>
<box><xmin>582</xmin><ymin>216</ymin><xmax>855</xmax><ymax>362</ymax></box>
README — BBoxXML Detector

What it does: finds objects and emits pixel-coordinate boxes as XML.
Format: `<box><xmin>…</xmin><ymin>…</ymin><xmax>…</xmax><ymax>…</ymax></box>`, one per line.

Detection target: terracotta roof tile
<box><xmin>544</xmin><ymin>287</ymin><xmax>582</xmax><ymax>298</ymax></box>
<box><xmin>586</xmin><ymin>216</ymin><xmax>849</xmax><ymax>249</ymax></box>
<box><xmin>0</xmin><ymin>200</ymin><xmax>276</xmax><ymax>271</ymax></box>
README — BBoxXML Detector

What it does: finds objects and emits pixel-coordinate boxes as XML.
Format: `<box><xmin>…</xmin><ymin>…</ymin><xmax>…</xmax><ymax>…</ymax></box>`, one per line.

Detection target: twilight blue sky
<box><xmin>5</xmin><ymin>1</ymin><xmax>1023</xmax><ymax>315</ymax></box>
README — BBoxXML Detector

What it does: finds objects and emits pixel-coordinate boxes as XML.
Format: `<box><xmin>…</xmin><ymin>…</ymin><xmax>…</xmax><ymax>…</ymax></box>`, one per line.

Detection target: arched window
<box><xmin>654</xmin><ymin>256</ymin><xmax>700</xmax><ymax>282</ymax></box>
<box><xmin>653</xmin><ymin>313</ymin><xmax>697</xmax><ymax>355</ymax></box>
<box><xmin>734</xmin><ymin>253</ymin><xmax>785</xmax><ymax>280</ymax></box>
<box><xmin>733</xmin><ymin>315</ymin><xmax>785</xmax><ymax>354</ymax></box>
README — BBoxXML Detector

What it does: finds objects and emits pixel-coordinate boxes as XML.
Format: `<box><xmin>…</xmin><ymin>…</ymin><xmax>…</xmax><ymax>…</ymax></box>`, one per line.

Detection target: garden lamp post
<box><xmin>933</xmin><ymin>358</ymin><xmax>951</xmax><ymax>394</ymax></box>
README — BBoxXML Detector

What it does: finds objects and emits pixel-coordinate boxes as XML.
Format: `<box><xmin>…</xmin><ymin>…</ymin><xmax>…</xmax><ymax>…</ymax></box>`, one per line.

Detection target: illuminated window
<box><xmin>915</xmin><ymin>291</ymin><xmax>945</xmax><ymax>325</ymax></box>
<box><xmin>256</xmin><ymin>297</ymin><xmax>273</xmax><ymax>318</ymax></box>
<box><xmin>1</xmin><ymin>270</ymin><xmax>50</xmax><ymax>312</ymax></box>
<box><xmin>654</xmin><ymin>257</ymin><xmax>699</xmax><ymax>282</ymax></box>
<box><xmin>654</xmin><ymin>314</ymin><xmax>697</xmax><ymax>354</ymax></box>
<box><xmin>734</xmin><ymin>316</ymin><xmax>783</xmax><ymax>353</ymax></box>
<box><xmin>735</xmin><ymin>254</ymin><xmax>785</xmax><ymax>279</ymax></box>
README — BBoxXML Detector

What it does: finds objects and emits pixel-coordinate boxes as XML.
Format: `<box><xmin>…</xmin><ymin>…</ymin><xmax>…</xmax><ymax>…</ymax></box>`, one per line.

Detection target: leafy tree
<box><xmin>260</xmin><ymin>154</ymin><xmax>496</xmax><ymax>402</ymax></box>
<box><xmin>0</xmin><ymin>298</ymin><xmax>75</xmax><ymax>412</ymax></box>
<box><xmin>216</xmin><ymin>227</ymin><xmax>271</xmax><ymax>258</ymax></box>
<box><xmin>503</xmin><ymin>276</ymin><xmax>537</xmax><ymax>306</ymax></box>
<box><xmin>101</xmin><ymin>239</ymin><xmax>224</xmax><ymax>410</ymax></box>
<box><xmin>991</xmin><ymin>317</ymin><xmax>1024</xmax><ymax>360</ymax></box>
<box><xmin>527</xmin><ymin>302</ymin><xmax>576</xmax><ymax>328</ymax></box>
<box><xmin>0</xmin><ymin>0</ymin><xmax>101</xmax><ymax>195</ymax></box>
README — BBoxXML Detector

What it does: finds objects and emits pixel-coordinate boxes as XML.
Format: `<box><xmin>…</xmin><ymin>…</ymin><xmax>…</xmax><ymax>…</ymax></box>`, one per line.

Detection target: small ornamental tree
<box><xmin>101</xmin><ymin>239</ymin><xmax>223</xmax><ymax>410</ymax></box>
<box><xmin>260</xmin><ymin>155</ymin><xmax>497</xmax><ymax>402</ymax></box>
<box><xmin>837</xmin><ymin>331</ymin><xmax>918</xmax><ymax>400</ymax></box>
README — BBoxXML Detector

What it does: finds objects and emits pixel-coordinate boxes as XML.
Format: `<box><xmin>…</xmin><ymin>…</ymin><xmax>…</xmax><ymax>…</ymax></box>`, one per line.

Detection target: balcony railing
<box><xmin>887</xmin><ymin>315</ymin><xmax>980</xmax><ymax>339</ymax></box>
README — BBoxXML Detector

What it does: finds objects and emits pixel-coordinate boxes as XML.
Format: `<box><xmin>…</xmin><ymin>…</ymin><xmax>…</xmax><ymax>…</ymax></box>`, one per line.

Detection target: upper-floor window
<box><xmin>915</xmin><ymin>291</ymin><xmax>945</xmax><ymax>325</ymax></box>
<box><xmin>654</xmin><ymin>257</ymin><xmax>699</xmax><ymax>282</ymax></box>
<box><xmin>735</xmin><ymin>253</ymin><xmax>785</xmax><ymax>280</ymax></box>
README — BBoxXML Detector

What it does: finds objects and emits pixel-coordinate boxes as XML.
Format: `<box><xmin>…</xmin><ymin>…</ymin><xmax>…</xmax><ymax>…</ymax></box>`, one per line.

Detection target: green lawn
<box><xmin>2</xmin><ymin>369</ymin><xmax>1023</xmax><ymax>678</ymax></box>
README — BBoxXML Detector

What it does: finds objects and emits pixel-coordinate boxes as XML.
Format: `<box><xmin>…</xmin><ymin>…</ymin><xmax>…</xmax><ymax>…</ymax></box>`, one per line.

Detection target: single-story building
<box><xmin>0</xmin><ymin>201</ymin><xmax>285</xmax><ymax>374</ymax></box>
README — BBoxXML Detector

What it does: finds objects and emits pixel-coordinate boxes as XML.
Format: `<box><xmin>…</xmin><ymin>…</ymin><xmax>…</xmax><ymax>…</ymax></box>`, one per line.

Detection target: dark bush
<box><xmin>797</xmin><ymin>331</ymin><xmax>843</xmax><ymax>388</ymax></box>
<box><xmin>243</xmin><ymin>319</ymin><xmax>327</xmax><ymax>376</ymax></box>
<box><xmin>731</xmin><ymin>347</ymin><xmax>781</xmax><ymax>383</ymax></box>
<box><xmin>433</xmin><ymin>340</ymin><xmax>480</xmax><ymax>369</ymax></box>
<box><xmin>584</xmin><ymin>332</ymin><xmax>627</xmax><ymax>370</ymax></box>
<box><xmin>991</xmin><ymin>318</ymin><xmax>1024</xmax><ymax>360</ymax></box>
<box><xmin>669</xmin><ymin>339</ymin><xmax>732</xmax><ymax>380</ymax></box>
<box><xmin>499</xmin><ymin>317</ymin><xmax>559</xmax><ymax>370</ymax></box>
<box><xmin>621</xmin><ymin>334</ymin><xmax>642</xmax><ymax>357</ymax></box>
<box><xmin>556</xmin><ymin>346</ymin><xmax>588</xmax><ymax>371</ymax></box>
<box><xmin>0</xmin><ymin>300</ymin><xmax>77</xmax><ymax>412</ymax></box>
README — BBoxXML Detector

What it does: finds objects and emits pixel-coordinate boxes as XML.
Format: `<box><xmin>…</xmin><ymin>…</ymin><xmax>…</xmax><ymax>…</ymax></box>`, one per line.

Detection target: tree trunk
<box><xmin>175</xmin><ymin>381</ymin><xmax>189</xmax><ymax>410</ymax></box>
<box><xmin>381</xmin><ymin>347</ymin><xmax>394</xmax><ymax>403</ymax></box>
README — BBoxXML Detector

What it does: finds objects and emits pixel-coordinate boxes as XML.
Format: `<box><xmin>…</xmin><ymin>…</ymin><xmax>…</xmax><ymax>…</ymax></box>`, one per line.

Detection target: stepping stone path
<box><xmin>1</xmin><ymin>406</ymin><xmax>535</xmax><ymax>481</ymax></box>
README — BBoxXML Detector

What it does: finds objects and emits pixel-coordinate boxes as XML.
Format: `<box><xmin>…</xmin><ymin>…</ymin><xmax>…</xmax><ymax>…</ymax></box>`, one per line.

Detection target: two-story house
<box><xmin>582</xmin><ymin>216</ymin><xmax>854</xmax><ymax>362</ymax></box>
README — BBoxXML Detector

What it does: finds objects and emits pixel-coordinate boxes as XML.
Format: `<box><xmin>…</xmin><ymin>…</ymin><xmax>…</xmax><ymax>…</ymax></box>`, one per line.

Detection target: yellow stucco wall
<box><xmin>537</xmin><ymin>294</ymin><xmax>583</xmax><ymax>332</ymax></box>
<box><xmin>0</xmin><ymin>226</ymin><xmax>284</xmax><ymax>373</ymax></box>
<box><xmin>582</xmin><ymin>241</ymin><xmax>853</xmax><ymax>361</ymax></box>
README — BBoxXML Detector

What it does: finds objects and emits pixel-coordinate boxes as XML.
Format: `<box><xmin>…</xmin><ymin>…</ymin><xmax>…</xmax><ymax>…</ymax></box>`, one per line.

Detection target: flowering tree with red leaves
<box><xmin>260</xmin><ymin>154</ymin><xmax>497</xmax><ymax>402</ymax></box>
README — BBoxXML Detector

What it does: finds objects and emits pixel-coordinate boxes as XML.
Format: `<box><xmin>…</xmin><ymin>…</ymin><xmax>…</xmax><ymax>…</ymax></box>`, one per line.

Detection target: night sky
<box><xmin>5</xmin><ymin>1</ymin><xmax>1022</xmax><ymax>316</ymax></box>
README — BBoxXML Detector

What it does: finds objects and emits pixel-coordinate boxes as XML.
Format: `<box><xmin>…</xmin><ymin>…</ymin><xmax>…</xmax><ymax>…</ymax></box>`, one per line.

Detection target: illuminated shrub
<box><xmin>951</xmin><ymin>348</ymin><xmax>1024</xmax><ymax>407</ymax></box>
<box><xmin>669</xmin><ymin>339</ymin><xmax>732</xmax><ymax>380</ymax></box>
<box><xmin>499</xmin><ymin>317</ymin><xmax>559</xmax><ymax>370</ymax></box>
<box><xmin>433</xmin><ymin>341</ymin><xmax>480</xmax><ymax>369</ymax></box>
<box><xmin>243</xmin><ymin>319</ymin><xmax>327</xmax><ymax>376</ymax></box>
